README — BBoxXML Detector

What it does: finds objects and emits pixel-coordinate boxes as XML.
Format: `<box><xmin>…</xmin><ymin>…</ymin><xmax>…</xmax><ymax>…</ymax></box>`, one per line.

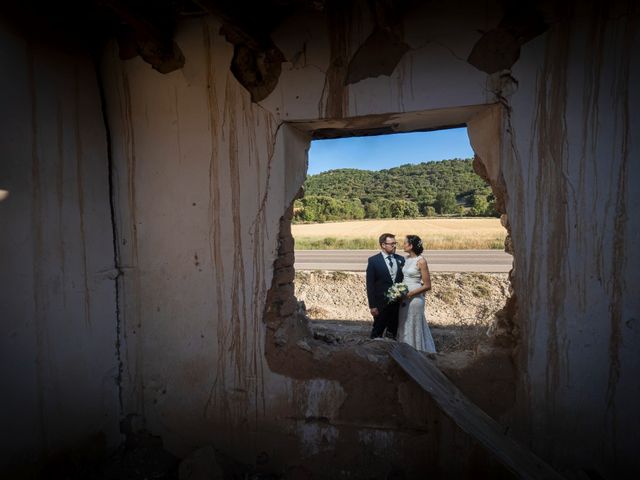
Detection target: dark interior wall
<box><xmin>503</xmin><ymin>4</ymin><xmax>640</xmax><ymax>474</ymax></box>
<box><xmin>0</xmin><ymin>18</ymin><xmax>120</xmax><ymax>467</ymax></box>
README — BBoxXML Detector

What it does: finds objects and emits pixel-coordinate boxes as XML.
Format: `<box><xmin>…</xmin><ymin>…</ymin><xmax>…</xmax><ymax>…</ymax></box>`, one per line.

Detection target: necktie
<box><xmin>387</xmin><ymin>256</ymin><xmax>393</xmax><ymax>268</ymax></box>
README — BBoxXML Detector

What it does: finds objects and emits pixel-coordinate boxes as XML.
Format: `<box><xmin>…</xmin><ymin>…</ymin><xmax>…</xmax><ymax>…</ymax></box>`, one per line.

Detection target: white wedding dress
<box><xmin>398</xmin><ymin>256</ymin><xmax>436</xmax><ymax>353</ymax></box>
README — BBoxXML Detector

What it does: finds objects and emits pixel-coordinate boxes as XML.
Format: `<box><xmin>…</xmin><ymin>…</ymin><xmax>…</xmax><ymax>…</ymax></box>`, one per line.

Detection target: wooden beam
<box><xmin>390</xmin><ymin>343</ymin><xmax>565</xmax><ymax>480</ymax></box>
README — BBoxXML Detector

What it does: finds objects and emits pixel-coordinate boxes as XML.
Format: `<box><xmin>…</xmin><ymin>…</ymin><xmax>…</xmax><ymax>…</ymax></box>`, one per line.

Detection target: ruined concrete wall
<box><xmin>0</xmin><ymin>22</ymin><xmax>120</xmax><ymax>466</ymax></box>
<box><xmin>2</xmin><ymin>0</ymin><xmax>637</xmax><ymax>476</ymax></box>
<box><xmin>504</xmin><ymin>5</ymin><xmax>640</xmax><ymax>475</ymax></box>
<box><xmin>262</xmin><ymin>1</ymin><xmax>497</xmax><ymax>121</ymax></box>
<box><xmin>100</xmin><ymin>17</ymin><xmax>298</xmax><ymax>456</ymax></box>
<box><xmin>95</xmin><ymin>1</ymin><xmax>639</xmax><ymax>477</ymax></box>
<box><xmin>98</xmin><ymin>8</ymin><xmax>506</xmax><ymax>475</ymax></box>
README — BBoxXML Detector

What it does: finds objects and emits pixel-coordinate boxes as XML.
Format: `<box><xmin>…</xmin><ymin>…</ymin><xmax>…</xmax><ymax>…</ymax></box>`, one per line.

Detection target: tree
<box><xmin>377</xmin><ymin>199</ymin><xmax>392</xmax><ymax>218</ymax></box>
<box><xmin>364</xmin><ymin>201</ymin><xmax>380</xmax><ymax>218</ymax></box>
<box><xmin>293</xmin><ymin>195</ymin><xmax>367</xmax><ymax>223</ymax></box>
<box><xmin>469</xmin><ymin>194</ymin><xmax>489</xmax><ymax>216</ymax></box>
<box><xmin>417</xmin><ymin>199</ymin><xmax>435</xmax><ymax>216</ymax></box>
<box><xmin>388</xmin><ymin>199</ymin><xmax>419</xmax><ymax>218</ymax></box>
<box><xmin>296</xmin><ymin>158</ymin><xmax>496</xmax><ymax>221</ymax></box>
<box><xmin>403</xmin><ymin>200</ymin><xmax>420</xmax><ymax>218</ymax></box>
<box><xmin>435</xmin><ymin>191</ymin><xmax>457</xmax><ymax>214</ymax></box>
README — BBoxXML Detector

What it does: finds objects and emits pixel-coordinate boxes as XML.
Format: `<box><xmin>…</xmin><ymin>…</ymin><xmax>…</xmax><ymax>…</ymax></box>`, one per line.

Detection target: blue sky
<box><xmin>307</xmin><ymin>127</ymin><xmax>474</xmax><ymax>175</ymax></box>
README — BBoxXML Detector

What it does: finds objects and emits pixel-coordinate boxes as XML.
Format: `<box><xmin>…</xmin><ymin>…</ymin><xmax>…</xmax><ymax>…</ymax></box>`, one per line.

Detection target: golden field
<box><xmin>292</xmin><ymin>218</ymin><xmax>507</xmax><ymax>250</ymax></box>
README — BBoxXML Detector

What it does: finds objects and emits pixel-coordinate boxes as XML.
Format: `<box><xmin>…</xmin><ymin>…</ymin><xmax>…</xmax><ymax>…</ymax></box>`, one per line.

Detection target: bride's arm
<box><xmin>407</xmin><ymin>257</ymin><xmax>432</xmax><ymax>298</ymax></box>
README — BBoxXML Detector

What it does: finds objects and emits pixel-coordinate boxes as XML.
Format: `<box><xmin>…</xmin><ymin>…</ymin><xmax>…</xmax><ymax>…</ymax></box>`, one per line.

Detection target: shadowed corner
<box><xmin>0</xmin><ymin>189</ymin><xmax>9</xmax><ymax>202</ymax></box>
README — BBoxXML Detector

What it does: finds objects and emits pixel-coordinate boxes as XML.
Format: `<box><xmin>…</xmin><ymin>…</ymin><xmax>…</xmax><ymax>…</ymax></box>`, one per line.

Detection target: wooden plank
<box><xmin>390</xmin><ymin>343</ymin><xmax>565</xmax><ymax>480</ymax></box>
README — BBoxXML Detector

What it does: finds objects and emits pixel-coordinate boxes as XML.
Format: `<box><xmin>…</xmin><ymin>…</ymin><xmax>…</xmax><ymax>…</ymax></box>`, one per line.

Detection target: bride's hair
<box><xmin>406</xmin><ymin>235</ymin><xmax>424</xmax><ymax>255</ymax></box>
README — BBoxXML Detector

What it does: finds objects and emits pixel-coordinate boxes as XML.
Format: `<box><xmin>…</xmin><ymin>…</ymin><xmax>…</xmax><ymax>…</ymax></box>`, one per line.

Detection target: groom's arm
<box><xmin>365</xmin><ymin>258</ymin><xmax>378</xmax><ymax>315</ymax></box>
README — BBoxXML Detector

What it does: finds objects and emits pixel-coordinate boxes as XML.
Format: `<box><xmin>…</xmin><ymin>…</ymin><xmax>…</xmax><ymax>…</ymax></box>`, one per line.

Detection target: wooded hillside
<box><xmin>295</xmin><ymin>159</ymin><xmax>496</xmax><ymax>222</ymax></box>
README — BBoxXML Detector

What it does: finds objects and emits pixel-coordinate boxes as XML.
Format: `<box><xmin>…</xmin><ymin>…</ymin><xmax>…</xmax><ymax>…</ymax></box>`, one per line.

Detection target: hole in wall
<box><xmin>289</xmin><ymin>127</ymin><xmax>511</xmax><ymax>355</ymax></box>
<box><xmin>264</xmin><ymin>105</ymin><xmax>518</xmax><ymax>416</ymax></box>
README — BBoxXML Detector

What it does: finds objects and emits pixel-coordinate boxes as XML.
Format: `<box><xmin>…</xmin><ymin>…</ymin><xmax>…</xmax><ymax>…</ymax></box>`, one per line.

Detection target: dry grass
<box><xmin>292</xmin><ymin>218</ymin><xmax>506</xmax><ymax>250</ymax></box>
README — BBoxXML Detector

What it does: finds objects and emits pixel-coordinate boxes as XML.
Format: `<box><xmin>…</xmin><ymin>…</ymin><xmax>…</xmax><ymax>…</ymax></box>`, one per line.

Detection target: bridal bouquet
<box><xmin>385</xmin><ymin>282</ymin><xmax>409</xmax><ymax>304</ymax></box>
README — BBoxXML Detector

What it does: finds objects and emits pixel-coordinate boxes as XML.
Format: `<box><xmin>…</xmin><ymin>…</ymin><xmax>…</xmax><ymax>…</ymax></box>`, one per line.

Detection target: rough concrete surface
<box><xmin>1</xmin><ymin>1</ymin><xmax>639</xmax><ymax>478</ymax></box>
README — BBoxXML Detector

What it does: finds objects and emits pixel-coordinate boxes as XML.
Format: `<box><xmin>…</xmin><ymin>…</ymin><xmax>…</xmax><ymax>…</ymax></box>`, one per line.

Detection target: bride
<box><xmin>397</xmin><ymin>235</ymin><xmax>436</xmax><ymax>353</ymax></box>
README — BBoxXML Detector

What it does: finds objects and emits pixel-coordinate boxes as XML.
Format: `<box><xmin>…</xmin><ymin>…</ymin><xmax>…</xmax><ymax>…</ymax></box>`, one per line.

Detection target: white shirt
<box><xmin>380</xmin><ymin>252</ymin><xmax>397</xmax><ymax>279</ymax></box>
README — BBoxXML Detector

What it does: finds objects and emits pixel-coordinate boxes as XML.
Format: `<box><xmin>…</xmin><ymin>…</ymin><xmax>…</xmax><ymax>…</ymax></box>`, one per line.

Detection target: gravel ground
<box><xmin>295</xmin><ymin>271</ymin><xmax>511</xmax><ymax>352</ymax></box>
<box><xmin>295</xmin><ymin>271</ymin><xmax>510</xmax><ymax>326</ymax></box>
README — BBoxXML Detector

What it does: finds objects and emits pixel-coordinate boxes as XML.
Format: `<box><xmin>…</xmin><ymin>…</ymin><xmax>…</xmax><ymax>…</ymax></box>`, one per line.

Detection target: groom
<box><xmin>366</xmin><ymin>233</ymin><xmax>405</xmax><ymax>339</ymax></box>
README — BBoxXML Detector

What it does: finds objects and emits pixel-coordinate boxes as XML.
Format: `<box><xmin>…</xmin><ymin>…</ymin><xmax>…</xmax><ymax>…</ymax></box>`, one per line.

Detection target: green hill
<box><xmin>295</xmin><ymin>158</ymin><xmax>496</xmax><ymax>222</ymax></box>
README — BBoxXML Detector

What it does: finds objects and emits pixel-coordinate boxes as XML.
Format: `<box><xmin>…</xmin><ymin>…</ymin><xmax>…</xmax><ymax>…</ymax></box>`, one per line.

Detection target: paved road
<box><xmin>294</xmin><ymin>249</ymin><xmax>512</xmax><ymax>273</ymax></box>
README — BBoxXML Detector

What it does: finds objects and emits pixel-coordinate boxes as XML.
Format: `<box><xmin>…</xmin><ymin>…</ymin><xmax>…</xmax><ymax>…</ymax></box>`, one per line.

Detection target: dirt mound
<box><xmin>294</xmin><ymin>271</ymin><xmax>511</xmax><ymax>352</ymax></box>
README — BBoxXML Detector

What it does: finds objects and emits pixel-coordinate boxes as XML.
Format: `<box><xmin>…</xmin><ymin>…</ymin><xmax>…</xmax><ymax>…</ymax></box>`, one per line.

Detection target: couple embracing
<box><xmin>365</xmin><ymin>233</ymin><xmax>436</xmax><ymax>353</ymax></box>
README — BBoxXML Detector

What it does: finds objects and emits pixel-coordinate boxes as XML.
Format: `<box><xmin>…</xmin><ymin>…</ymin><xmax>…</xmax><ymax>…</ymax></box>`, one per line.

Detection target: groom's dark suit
<box><xmin>366</xmin><ymin>252</ymin><xmax>405</xmax><ymax>338</ymax></box>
